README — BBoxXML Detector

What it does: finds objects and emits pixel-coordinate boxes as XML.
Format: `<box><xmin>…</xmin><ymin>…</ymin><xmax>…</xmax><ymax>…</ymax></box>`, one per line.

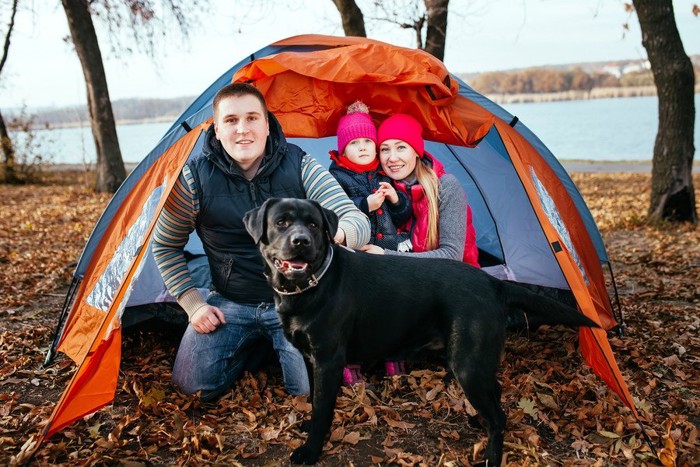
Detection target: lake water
<box><xmin>505</xmin><ymin>95</ymin><xmax>699</xmax><ymax>161</ymax></box>
<box><xmin>22</xmin><ymin>95</ymin><xmax>700</xmax><ymax>165</ymax></box>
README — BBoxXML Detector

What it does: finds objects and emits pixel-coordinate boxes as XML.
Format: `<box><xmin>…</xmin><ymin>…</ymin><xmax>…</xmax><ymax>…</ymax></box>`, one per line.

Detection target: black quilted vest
<box><xmin>189</xmin><ymin>116</ymin><xmax>305</xmax><ymax>304</ymax></box>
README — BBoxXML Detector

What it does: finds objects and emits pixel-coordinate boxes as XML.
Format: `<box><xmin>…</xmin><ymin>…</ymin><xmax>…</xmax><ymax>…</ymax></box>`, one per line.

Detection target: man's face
<box><xmin>214</xmin><ymin>94</ymin><xmax>269</xmax><ymax>171</ymax></box>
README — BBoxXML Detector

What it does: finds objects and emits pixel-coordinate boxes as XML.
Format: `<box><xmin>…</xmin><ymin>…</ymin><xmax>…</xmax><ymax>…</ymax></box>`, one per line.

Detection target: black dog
<box><xmin>244</xmin><ymin>198</ymin><xmax>598</xmax><ymax>466</ymax></box>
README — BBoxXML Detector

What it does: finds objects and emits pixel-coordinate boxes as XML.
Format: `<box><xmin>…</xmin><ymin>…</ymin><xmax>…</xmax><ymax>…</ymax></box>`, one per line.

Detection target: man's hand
<box><xmin>378</xmin><ymin>182</ymin><xmax>399</xmax><ymax>205</ymax></box>
<box><xmin>366</xmin><ymin>192</ymin><xmax>385</xmax><ymax>212</ymax></box>
<box><xmin>334</xmin><ymin>227</ymin><xmax>346</xmax><ymax>245</ymax></box>
<box><xmin>190</xmin><ymin>305</ymin><xmax>226</xmax><ymax>334</ymax></box>
<box><xmin>361</xmin><ymin>244</ymin><xmax>385</xmax><ymax>255</ymax></box>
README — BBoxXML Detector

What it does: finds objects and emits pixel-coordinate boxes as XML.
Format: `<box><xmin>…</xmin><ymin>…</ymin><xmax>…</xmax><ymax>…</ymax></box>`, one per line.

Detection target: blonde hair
<box><xmin>413</xmin><ymin>157</ymin><xmax>440</xmax><ymax>250</ymax></box>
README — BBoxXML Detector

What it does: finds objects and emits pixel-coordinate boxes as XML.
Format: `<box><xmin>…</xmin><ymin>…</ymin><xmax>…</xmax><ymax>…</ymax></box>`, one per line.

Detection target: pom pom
<box><xmin>347</xmin><ymin>100</ymin><xmax>370</xmax><ymax>115</ymax></box>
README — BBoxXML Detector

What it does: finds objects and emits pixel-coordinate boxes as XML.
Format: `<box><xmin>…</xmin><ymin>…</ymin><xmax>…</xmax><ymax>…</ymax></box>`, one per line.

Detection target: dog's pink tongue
<box><xmin>281</xmin><ymin>260</ymin><xmax>308</xmax><ymax>271</ymax></box>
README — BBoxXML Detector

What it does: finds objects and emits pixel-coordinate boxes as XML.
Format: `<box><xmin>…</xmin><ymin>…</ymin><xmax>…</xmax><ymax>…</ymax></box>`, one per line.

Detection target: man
<box><xmin>152</xmin><ymin>83</ymin><xmax>370</xmax><ymax>401</ymax></box>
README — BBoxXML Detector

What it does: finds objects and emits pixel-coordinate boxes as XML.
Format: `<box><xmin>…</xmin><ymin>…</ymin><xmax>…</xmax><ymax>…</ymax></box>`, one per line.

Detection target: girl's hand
<box><xmin>367</xmin><ymin>192</ymin><xmax>385</xmax><ymax>212</ymax></box>
<box><xmin>378</xmin><ymin>182</ymin><xmax>399</xmax><ymax>204</ymax></box>
<box><xmin>361</xmin><ymin>244</ymin><xmax>385</xmax><ymax>255</ymax></box>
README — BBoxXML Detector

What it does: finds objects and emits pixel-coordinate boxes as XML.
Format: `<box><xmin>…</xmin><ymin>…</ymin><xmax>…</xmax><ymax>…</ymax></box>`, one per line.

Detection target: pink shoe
<box><xmin>342</xmin><ymin>364</ymin><xmax>365</xmax><ymax>386</ymax></box>
<box><xmin>385</xmin><ymin>360</ymin><xmax>406</xmax><ymax>376</ymax></box>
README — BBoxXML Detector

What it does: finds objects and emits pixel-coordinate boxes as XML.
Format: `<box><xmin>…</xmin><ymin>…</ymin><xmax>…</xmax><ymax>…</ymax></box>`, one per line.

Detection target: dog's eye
<box><xmin>276</xmin><ymin>220</ymin><xmax>289</xmax><ymax>228</ymax></box>
<box><xmin>308</xmin><ymin>222</ymin><xmax>318</xmax><ymax>229</ymax></box>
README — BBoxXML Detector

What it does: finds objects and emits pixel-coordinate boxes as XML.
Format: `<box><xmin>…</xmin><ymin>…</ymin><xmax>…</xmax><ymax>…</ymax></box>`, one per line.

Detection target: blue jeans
<box><xmin>172</xmin><ymin>292</ymin><xmax>309</xmax><ymax>400</ymax></box>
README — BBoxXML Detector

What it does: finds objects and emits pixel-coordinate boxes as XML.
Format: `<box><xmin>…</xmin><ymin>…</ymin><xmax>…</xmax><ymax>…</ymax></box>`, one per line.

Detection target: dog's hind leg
<box><xmin>449</xmin><ymin>338</ymin><xmax>506</xmax><ymax>466</ymax></box>
<box><xmin>290</xmin><ymin>360</ymin><xmax>343</xmax><ymax>465</ymax></box>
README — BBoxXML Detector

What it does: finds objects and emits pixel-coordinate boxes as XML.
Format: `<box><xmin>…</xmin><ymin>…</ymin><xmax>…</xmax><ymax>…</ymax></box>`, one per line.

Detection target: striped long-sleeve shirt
<box><xmin>152</xmin><ymin>154</ymin><xmax>370</xmax><ymax>317</ymax></box>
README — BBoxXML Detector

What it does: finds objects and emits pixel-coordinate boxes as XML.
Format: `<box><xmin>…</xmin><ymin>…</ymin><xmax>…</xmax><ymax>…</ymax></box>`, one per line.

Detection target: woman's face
<box><xmin>379</xmin><ymin>139</ymin><xmax>419</xmax><ymax>181</ymax></box>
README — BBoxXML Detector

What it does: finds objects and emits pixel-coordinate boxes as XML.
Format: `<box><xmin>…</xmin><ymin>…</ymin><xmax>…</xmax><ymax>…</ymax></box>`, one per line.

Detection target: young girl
<box><xmin>329</xmin><ymin>101</ymin><xmax>412</xmax><ymax>251</ymax></box>
<box><xmin>329</xmin><ymin>102</ymin><xmax>412</xmax><ymax>385</ymax></box>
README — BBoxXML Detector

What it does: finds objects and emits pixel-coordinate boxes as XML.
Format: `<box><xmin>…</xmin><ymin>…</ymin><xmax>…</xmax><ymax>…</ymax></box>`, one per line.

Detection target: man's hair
<box><xmin>213</xmin><ymin>83</ymin><xmax>268</xmax><ymax>119</ymax></box>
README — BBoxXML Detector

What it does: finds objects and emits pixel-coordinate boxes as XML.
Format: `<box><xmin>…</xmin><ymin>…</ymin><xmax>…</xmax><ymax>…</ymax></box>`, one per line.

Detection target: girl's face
<box><xmin>343</xmin><ymin>138</ymin><xmax>377</xmax><ymax>165</ymax></box>
<box><xmin>379</xmin><ymin>139</ymin><xmax>419</xmax><ymax>181</ymax></box>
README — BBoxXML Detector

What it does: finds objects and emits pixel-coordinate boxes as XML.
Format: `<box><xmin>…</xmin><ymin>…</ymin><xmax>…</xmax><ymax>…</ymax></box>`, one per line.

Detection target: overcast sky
<box><xmin>1</xmin><ymin>0</ymin><xmax>698</xmax><ymax>110</ymax></box>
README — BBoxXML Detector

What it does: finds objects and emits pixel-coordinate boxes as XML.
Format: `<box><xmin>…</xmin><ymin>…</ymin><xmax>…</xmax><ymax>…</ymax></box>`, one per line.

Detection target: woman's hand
<box><xmin>378</xmin><ymin>182</ymin><xmax>399</xmax><ymax>204</ymax></box>
<box><xmin>361</xmin><ymin>244</ymin><xmax>385</xmax><ymax>255</ymax></box>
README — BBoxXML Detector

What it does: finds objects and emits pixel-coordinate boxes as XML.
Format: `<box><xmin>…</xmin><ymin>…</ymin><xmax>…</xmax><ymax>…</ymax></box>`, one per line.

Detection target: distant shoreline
<box><xmin>486</xmin><ymin>84</ymin><xmax>700</xmax><ymax>105</ymax></box>
<box><xmin>43</xmin><ymin>161</ymin><xmax>700</xmax><ymax>174</ymax></box>
<box><xmin>41</xmin><ymin>116</ymin><xmax>177</xmax><ymax>130</ymax></box>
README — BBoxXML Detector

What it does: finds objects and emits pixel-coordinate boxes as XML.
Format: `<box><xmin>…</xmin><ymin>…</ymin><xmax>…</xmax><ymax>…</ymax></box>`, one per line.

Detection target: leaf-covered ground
<box><xmin>1</xmin><ymin>171</ymin><xmax>698</xmax><ymax>466</ymax></box>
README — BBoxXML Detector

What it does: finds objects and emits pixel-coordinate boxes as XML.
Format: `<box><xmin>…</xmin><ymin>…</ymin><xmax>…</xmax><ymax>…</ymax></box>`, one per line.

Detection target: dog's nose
<box><xmin>291</xmin><ymin>233</ymin><xmax>311</xmax><ymax>247</ymax></box>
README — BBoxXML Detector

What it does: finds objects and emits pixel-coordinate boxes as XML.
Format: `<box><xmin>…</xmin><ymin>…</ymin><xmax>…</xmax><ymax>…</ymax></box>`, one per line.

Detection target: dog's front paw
<box><xmin>290</xmin><ymin>443</ymin><xmax>322</xmax><ymax>465</ymax></box>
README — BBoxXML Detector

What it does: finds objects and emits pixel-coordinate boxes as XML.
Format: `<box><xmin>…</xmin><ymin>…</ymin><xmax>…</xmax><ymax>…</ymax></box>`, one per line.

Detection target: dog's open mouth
<box><xmin>274</xmin><ymin>258</ymin><xmax>309</xmax><ymax>276</ymax></box>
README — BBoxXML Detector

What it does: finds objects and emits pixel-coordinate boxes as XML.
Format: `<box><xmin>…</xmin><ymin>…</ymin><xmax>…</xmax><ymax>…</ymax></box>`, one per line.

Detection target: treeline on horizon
<box><xmin>467</xmin><ymin>53</ymin><xmax>699</xmax><ymax>95</ymax></box>
<box><xmin>467</xmin><ymin>67</ymin><xmax>660</xmax><ymax>95</ymax></box>
<box><xmin>19</xmin><ymin>96</ymin><xmax>195</xmax><ymax>128</ymax></box>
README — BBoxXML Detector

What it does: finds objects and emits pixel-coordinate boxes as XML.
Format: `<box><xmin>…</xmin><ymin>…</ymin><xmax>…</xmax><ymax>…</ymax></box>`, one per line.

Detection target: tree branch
<box><xmin>0</xmin><ymin>0</ymin><xmax>19</xmax><ymax>74</ymax></box>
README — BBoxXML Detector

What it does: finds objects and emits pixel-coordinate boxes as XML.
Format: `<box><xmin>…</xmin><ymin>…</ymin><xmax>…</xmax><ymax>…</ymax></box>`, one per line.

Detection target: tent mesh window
<box><xmin>529</xmin><ymin>168</ymin><xmax>589</xmax><ymax>285</ymax></box>
<box><xmin>87</xmin><ymin>184</ymin><xmax>166</xmax><ymax>311</ymax></box>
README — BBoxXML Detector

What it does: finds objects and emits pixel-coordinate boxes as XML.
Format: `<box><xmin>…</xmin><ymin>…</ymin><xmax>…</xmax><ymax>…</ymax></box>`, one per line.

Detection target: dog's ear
<box><xmin>316</xmin><ymin>203</ymin><xmax>339</xmax><ymax>241</ymax></box>
<box><xmin>244</xmin><ymin>198</ymin><xmax>278</xmax><ymax>244</ymax></box>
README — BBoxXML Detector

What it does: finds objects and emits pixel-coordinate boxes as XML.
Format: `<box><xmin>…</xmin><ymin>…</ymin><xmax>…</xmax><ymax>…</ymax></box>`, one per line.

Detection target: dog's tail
<box><xmin>504</xmin><ymin>282</ymin><xmax>599</xmax><ymax>330</ymax></box>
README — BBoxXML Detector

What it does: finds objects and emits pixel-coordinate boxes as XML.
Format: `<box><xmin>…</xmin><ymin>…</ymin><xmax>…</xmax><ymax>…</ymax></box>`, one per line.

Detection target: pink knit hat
<box><xmin>336</xmin><ymin>101</ymin><xmax>377</xmax><ymax>155</ymax></box>
<box><xmin>377</xmin><ymin>114</ymin><xmax>425</xmax><ymax>157</ymax></box>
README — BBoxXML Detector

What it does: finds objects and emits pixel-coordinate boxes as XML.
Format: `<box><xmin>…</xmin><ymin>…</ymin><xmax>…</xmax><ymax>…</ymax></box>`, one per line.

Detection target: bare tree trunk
<box><xmin>423</xmin><ymin>0</ymin><xmax>448</xmax><ymax>60</ymax></box>
<box><xmin>331</xmin><ymin>0</ymin><xmax>366</xmax><ymax>36</ymax></box>
<box><xmin>1</xmin><ymin>0</ymin><xmax>18</xmax><ymax>183</ymax></box>
<box><xmin>61</xmin><ymin>0</ymin><xmax>126</xmax><ymax>193</ymax></box>
<box><xmin>0</xmin><ymin>110</ymin><xmax>17</xmax><ymax>183</ymax></box>
<box><xmin>633</xmin><ymin>0</ymin><xmax>696</xmax><ymax>223</ymax></box>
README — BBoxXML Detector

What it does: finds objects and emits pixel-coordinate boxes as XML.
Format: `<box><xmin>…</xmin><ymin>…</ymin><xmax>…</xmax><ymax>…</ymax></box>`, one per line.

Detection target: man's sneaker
<box><xmin>342</xmin><ymin>364</ymin><xmax>365</xmax><ymax>386</ymax></box>
<box><xmin>385</xmin><ymin>360</ymin><xmax>407</xmax><ymax>376</ymax></box>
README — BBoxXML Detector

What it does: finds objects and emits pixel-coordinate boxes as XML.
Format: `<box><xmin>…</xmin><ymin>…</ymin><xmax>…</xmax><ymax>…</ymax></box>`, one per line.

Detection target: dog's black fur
<box><xmin>244</xmin><ymin>198</ymin><xmax>598</xmax><ymax>466</ymax></box>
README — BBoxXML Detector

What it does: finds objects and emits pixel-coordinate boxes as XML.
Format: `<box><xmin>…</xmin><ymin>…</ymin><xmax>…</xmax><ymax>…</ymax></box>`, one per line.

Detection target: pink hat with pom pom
<box><xmin>336</xmin><ymin>101</ymin><xmax>377</xmax><ymax>155</ymax></box>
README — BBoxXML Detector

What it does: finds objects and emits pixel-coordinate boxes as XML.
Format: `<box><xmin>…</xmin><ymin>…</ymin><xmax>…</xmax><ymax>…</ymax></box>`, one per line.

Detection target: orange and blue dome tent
<box><xmin>36</xmin><ymin>34</ymin><xmax>638</xmax><ymax>451</ymax></box>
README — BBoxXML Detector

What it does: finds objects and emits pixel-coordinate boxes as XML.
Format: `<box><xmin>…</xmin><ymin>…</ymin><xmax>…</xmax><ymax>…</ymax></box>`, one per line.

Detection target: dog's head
<box><xmin>244</xmin><ymin>198</ymin><xmax>338</xmax><ymax>282</ymax></box>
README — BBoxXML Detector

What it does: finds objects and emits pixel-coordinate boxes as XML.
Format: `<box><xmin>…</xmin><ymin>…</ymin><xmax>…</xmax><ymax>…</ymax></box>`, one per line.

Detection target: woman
<box><xmin>362</xmin><ymin>113</ymin><xmax>479</xmax><ymax>267</ymax></box>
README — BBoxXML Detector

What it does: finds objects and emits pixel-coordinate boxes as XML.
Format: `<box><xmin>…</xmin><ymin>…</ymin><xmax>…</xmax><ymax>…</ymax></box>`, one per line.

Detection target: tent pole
<box><xmin>44</xmin><ymin>277</ymin><xmax>81</xmax><ymax>366</ymax></box>
<box><xmin>637</xmin><ymin>419</ymin><xmax>659</xmax><ymax>460</ymax></box>
<box><xmin>604</xmin><ymin>267</ymin><xmax>655</xmax><ymax>457</ymax></box>
<box><xmin>606</xmin><ymin>262</ymin><xmax>625</xmax><ymax>337</ymax></box>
